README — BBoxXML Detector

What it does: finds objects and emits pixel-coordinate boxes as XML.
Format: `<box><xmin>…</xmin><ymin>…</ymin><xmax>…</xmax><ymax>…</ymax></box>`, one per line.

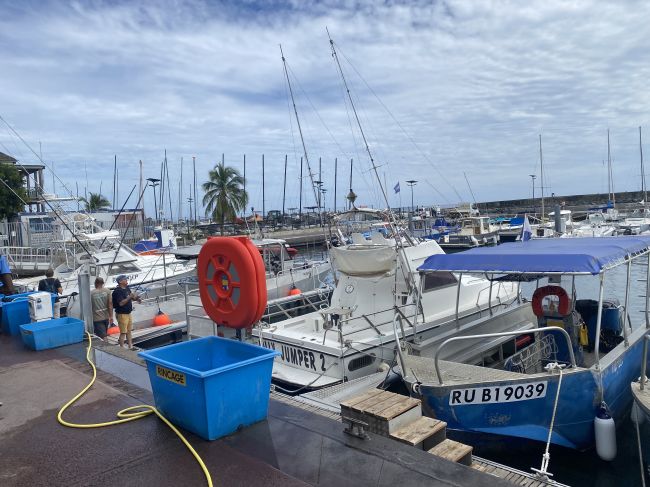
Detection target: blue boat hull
<box><xmin>418</xmin><ymin>329</ymin><xmax>649</xmax><ymax>451</ymax></box>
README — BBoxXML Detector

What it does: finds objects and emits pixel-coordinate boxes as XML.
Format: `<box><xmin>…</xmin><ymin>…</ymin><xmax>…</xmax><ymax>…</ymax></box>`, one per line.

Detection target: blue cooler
<box><xmin>139</xmin><ymin>336</ymin><xmax>280</xmax><ymax>441</ymax></box>
<box><xmin>20</xmin><ymin>317</ymin><xmax>85</xmax><ymax>350</ymax></box>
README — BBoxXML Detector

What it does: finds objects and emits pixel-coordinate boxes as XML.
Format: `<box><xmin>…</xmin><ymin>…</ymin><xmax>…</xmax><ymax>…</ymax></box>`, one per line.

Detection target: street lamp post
<box><xmin>406</xmin><ymin>180</ymin><xmax>418</xmax><ymax>213</ymax></box>
<box><xmin>146</xmin><ymin>178</ymin><xmax>161</xmax><ymax>225</ymax></box>
<box><xmin>529</xmin><ymin>174</ymin><xmax>536</xmax><ymax>215</ymax></box>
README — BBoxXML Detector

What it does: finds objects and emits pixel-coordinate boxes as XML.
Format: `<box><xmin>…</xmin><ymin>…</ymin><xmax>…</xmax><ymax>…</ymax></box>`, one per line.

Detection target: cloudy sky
<box><xmin>1</xmin><ymin>0</ymin><xmax>649</xmax><ymax>219</ymax></box>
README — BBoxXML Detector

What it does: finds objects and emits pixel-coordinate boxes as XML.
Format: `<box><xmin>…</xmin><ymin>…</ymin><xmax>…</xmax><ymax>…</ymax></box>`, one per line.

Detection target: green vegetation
<box><xmin>80</xmin><ymin>192</ymin><xmax>111</xmax><ymax>212</ymax></box>
<box><xmin>0</xmin><ymin>164</ymin><xmax>27</xmax><ymax>219</ymax></box>
<box><xmin>202</xmin><ymin>163</ymin><xmax>248</xmax><ymax>235</ymax></box>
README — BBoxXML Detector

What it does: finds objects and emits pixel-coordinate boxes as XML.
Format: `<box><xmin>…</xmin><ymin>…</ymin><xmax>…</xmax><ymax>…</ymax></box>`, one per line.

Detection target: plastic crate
<box><xmin>19</xmin><ymin>317</ymin><xmax>85</xmax><ymax>350</ymax></box>
<box><xmin>139</xmin><ymin>336</ymin><xmax>280</xmax><ymax>441</ymax></box>
<box><xmin>1</xmin><ymin>293</ymin><xmax>55</xmax><ymax>336</ymax></box>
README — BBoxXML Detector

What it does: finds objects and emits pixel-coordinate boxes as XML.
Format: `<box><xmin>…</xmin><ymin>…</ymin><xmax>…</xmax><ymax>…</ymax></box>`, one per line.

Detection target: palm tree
<box><xmin>202</xmin><ymin>163</ymin><xmax>247</xmax><ymax>235</ymax></box>
<box><xmin>80</xmin><ymin>192</ymin><xmax>111</xmax><ymax>212</ymax></box>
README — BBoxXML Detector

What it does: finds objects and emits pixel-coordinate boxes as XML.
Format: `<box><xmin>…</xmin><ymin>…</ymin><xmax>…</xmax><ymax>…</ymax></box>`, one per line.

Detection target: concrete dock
<box><xmin>0</xmin><ymin>335</ymin><xmax>511</xmax><ymax>487</ymax></box>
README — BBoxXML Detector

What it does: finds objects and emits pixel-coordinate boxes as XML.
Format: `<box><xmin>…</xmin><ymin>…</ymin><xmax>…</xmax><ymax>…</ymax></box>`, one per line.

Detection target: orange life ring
<box><xmin>531</xmin><ymin>285</ymin><xmax>571</xmax><ymax>317</ymax></box>
<box><xmin>198</xmin><ymin>237</ymin><xmax>264</xmax><ymax>329</ymax></box>
<box><xmin>241</xmin><ymin>237</ymin><xmax>268</xmax><ymax>323</ymax></box>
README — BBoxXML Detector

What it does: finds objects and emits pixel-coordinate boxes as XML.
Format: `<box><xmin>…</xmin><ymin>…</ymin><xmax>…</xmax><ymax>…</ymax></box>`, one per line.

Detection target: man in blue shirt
<box><xmin>0</xmin><ymin>255</ymin><xmax>15</xmax><ymax>296</ymax></box>
<box><xmin>111</xmin><ymin>275</ymin><xmax>141</xmax><ymax>349</ymax></box>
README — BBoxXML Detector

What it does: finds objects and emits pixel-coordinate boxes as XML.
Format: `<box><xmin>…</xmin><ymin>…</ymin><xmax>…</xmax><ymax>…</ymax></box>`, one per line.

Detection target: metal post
<box><xmin>623</xmin><ymin>259</ymin><xmax>631</xmax><ymax>346</ymax></box>
<box><xmin>641</xmin><ymin>336</ymin><xmax>649</xmax><ymax>391</ymax></box>
<box><xmin>455</xmin><ymin>273</ymin><xmax>462</xmax><ymax>328</ymax></box>
<box><xmin>646</xmin><ymin>254</ymin><xmax>650</xmax><ymax>329</ymax></box>
<box><xmin>162</xmin><ymin>252</ymin><xmax>168</xmax><ymax>297</ymax></box>
<box><xmin>594</xmin><ymin>273</ymin><xmax>605</xmax><ymax>369</ymax></box>
<box><xmin>487</xmin><ymin>273</ymin><xmax>493</xmax><ymax>316</ymax></box>
<box><xmin>77</xmin><ymin>267</ymin><xmax>93</xmax><ymax>334</ymax></box>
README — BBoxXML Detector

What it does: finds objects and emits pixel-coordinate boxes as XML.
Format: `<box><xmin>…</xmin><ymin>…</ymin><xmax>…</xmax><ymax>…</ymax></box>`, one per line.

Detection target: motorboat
<box><xmin>252</xmin><ymin>211</ymin><xmax>519</xmax><ymax>391</ymax></box>
<box><xmin>400</xmin><ymin>236</ymin><xmax>650</xmax><ymax>452</ymax></box>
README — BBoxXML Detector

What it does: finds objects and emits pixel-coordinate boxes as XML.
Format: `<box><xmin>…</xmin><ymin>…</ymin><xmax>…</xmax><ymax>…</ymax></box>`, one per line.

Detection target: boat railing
<box><xmin>639</xmin><ymin>333</ymin><xmax>650</xmax><ymax>391</ymax></box>
<box><xmin>432</xmin><ymin>326</ymin><xmax>577</xmax><ymax>385</ymax></box>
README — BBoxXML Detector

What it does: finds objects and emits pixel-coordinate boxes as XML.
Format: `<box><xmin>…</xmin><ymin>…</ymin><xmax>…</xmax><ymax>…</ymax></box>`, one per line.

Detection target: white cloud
<box><xmin>1</xmin><ymin>0</ymin><xmax>649</xmax><ymax>218</ymax></box>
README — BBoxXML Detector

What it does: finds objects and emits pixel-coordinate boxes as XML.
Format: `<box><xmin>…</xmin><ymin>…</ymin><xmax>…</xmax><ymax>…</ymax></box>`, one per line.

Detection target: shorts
<box><xmin>116</xmin><ymin>313</ymin><xmax>133</xmax><ymax>334</ymax></box>
<box><xmin>93</xmin><ymin>320</ymin><xmax>109</xmax><ymax>339</ymax></box>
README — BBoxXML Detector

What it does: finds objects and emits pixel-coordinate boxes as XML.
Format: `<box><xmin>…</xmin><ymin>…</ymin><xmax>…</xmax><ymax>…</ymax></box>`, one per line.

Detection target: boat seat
<box><xmin>351</xmin><ymin>233</ymin><xmax>369</xmax><ymax>245</ymax></box>
<box><xmin>370</xmin><ymin>232</ymin><xmax>390</xmax><ymax>245</ymax></box>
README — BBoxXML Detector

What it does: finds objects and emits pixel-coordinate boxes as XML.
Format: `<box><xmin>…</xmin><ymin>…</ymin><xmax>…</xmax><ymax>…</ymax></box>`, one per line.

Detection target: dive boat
<box><xmin>253</xmin><ymin>209</ymin><xmax>519</xmax><ymax>391</ymax></box>
<box><xmin>400</xmin><ymin>236</ymin><xmax>650</xmax><ymax>452</ymax></box>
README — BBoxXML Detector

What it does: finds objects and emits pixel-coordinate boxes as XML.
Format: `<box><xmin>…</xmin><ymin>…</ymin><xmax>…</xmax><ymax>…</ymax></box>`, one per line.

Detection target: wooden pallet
<box><xmin>390</xmin><ymin>416</ymin><xmax>447</xmax><ymax>450</ymax></box>
<box><xmin>340</xmin><ymin>389</ymin><xmax>421</xmax><ymax>435</ymax></box>
<box><xmin>428</xmin><ymin>438</ymin><xmax>473</xmax><ymax>466</ymax></box>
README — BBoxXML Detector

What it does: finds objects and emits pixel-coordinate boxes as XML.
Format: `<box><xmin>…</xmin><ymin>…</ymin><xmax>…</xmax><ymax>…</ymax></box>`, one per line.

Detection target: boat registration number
<box><xmin>449</xmin><ymin>381</ymin><xmax>547</xmax><ymax>405</ymax></box>
<box><xmin>262</xmin><ymin>340</ymin><xmax>327</xmax><ymax>372</ymax></box>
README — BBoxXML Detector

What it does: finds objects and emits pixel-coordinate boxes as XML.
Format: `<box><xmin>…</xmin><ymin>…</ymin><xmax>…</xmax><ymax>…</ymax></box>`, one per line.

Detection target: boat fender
<box><xmin>288</xmin><ymin>286</ymin><xmax>301</xmax><ymax>296</ymax></box>
<box><xmin>107</xmin><ymin>326</ymin><xmax>120</xmax><ymax>335</ymax></box>
<box><xmin>532</xmin><ymin>285</ymin><xmax>571</xmax><ymax>317</ymax></box>
<box><xmin>594</xmin><ymin>405</ymin><xmax>617</xmax><ymax>461</ymax></box>
<box><xmin>631</xmin><ymin>402</ymin><xmax>646</xmax><ymax>425</ymax></box>
<box><xmin>153</xmin><ymin>311</ymin><xmax>172</xmax><ymax>326</ymax></box>
<box><xmin>198</xmin><ymin>237</ymin><xmax>263</xmax><ymax>329</ymax></box>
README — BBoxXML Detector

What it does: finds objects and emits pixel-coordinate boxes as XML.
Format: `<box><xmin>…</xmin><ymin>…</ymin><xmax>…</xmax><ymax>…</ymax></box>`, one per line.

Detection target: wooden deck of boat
<box><xmin>632</xmin><ymin>380</ymin><xmax>650</xmax><ymax>416</ymax></box>
<box><xmin>472</xmin><ymin>458</ymin><xmax>564</xmax><ymax>486</ymax></box>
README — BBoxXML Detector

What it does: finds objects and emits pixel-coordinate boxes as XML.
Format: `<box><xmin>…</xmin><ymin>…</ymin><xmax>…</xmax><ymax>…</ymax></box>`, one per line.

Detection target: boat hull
<box><xmin>415</xmin><ymin>328</ymin><xmax>650</xmax><ymax>451</ymax></box>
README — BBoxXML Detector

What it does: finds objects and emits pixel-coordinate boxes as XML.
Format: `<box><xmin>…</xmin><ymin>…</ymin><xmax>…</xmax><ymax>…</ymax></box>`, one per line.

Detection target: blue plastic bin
<box><xmin>1</xmin><ymin>293</ymin><xmax>56</xmax><ymax>336</ymax></box>
<box><xmin>139</xmin><ymin>336</ymin><xmax>280</xmax><ymax>441</ymax></box>
<box><xmin>19</xmin><ymin>317</ymin><xmax>84</xmax><ymax>350</ymax></box>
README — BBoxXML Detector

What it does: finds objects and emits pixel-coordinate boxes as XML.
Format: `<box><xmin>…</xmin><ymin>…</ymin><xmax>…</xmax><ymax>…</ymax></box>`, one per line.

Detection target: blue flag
<box><xmin>394</xmin><ymin>182</ymin><xmax>400</xmax><ymax>194</ymax></box>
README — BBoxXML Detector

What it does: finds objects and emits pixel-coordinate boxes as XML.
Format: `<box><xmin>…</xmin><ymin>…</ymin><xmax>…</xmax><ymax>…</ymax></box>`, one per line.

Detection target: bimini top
<box><xmin>418</xmin><ymin>236</ymin><xmax>650</xmax><ymax>276</ymax></box>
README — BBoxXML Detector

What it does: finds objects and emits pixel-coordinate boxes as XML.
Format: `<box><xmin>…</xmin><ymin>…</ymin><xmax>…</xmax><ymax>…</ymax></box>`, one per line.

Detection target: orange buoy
<box><xmin>288</xmin><ymin>287</ymin><xmax>302</xmax><ymax>296</ymax></box>
<box><xmin>153</xmin><ymin>311</ymin><xmax>172</xmax><ymax>326</ymax></box>
<box><xmin>107</xmin><ymin>326</ymin><xmax>120</xmax><ymax>335</ymax></box>
<box><xmin>198</xmin><ymin>236</ymin><xmax>266</xmax><ymax>329</ymax></box>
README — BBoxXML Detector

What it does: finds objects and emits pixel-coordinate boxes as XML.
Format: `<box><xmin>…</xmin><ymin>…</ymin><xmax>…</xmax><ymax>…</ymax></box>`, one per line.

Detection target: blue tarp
<box><xmin>418</xmin><ymin>236</ymin><xmax>650</xmax><ymax>275</ymax></box>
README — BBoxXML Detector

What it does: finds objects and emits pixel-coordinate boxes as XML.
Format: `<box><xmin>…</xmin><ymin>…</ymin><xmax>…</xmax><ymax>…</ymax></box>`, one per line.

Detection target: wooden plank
<box><xmin>363</xmin><ymin>393</ymin><xmax>409</xmax><ymax>416</ymax></box>
<box><xmin>346</xmin><ymin>390</ymin><xmax>395</xmax><ymax>412</ymax></box>
<box><xmin>339</xmin><ymin>388</ymin><xmax>384</xmax><ymax>409</ymax></box>
<box><xmin>427</xmin><ymin>439</ymin><xmax>473</xmax><ymax>466</ymax></box>
<box><xmin>390</xmin><ymin>417</ymin><xmax>446</xmax><ymax>447</ymax></box>
<box><xmin>374</xmin><ymin>396</ymin><xmax>421</xmax><ymax>420</ymax></box>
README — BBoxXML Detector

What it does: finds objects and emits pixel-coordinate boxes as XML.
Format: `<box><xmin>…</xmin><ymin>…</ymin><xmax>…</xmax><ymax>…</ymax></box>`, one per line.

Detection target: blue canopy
<box><xmin>418</xmin><ymin>236</ymin><xmax>650</xmax><ymax>275</ymax></box>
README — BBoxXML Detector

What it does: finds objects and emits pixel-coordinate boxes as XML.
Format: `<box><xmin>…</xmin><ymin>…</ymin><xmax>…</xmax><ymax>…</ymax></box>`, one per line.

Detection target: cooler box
<box><xmin>139</xmin><ymin>336</ymin><xmax>280</xmax><ymax>441</ymax></box>
<box><xmin>1</xmin><ymin>293</ymin><xmax>56</xmax><ymax>336</ymax></box>
<box><xmin>19</xmin><ymin>317</ymin><xmax>85</xmax><ymax>350</ymax></box>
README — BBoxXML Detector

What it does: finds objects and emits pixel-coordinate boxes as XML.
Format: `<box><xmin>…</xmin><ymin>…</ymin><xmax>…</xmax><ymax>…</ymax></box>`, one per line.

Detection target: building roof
<box><xmin>0</xmin><ymin>151</ymin><xmax>18</xmax><ymax>164</ymax></box>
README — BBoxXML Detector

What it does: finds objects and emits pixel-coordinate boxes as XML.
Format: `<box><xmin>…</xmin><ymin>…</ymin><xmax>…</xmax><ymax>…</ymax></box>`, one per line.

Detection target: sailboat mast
<box><xmin>607</xmin><ymin>129</ymin><xmax>615</xmax><ymax>207</ymax></box>
<box><xmin>279</xmin><ymin>44</ymin><xmax>321</xmax><ymax>222</ymax></box>
<box><xmin>349</xmin><ymin>158</ymin><xmax>353</xmax><ymax>209</ymax></box>
<box><xmin>139</xmin><ymin>160</ymin><xmax>143</xmax><ymax>211</ymax></box>
<box><xmin>334</xmin><ymin>157</ymin><xmax>337</xmax><ymax>213</ymax></box>
<box><xmin>282</xmin><ymin>154</ymin><xmax>287</xmax><ymax>220</ymax></box>
<box><xmin>641</xmin><ymin>126</ymin><xmax>647</xmax><ymax>204</ymax></box>
<box><xmin>539</xmin><ymin>134</ymin><xmax>545</xmax><ymax>220</ymax></box>
<box><xmin>262</xmin><ymin>154</ymin><xmax>265</xmax><ymax>219</ymax></box>
<box><xmin>179</xmin><ymin>157</ymin><xmax>183</xmax><ymax>221</ymax></box>
<box><xmin>327</xmin><ymin>29</ymin><xmax>391</xmax><ymax>213</ymax></box>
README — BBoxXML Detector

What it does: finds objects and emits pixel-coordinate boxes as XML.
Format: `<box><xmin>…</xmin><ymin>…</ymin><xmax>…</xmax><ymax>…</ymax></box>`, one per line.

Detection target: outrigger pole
<box><xmin>279</xmin><ymin>44</ymin><xmax>322</xmax><ymax>226</ymax></box>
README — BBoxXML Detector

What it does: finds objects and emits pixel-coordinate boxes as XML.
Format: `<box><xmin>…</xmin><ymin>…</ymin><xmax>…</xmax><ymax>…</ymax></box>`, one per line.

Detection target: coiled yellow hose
<box><xmin>57</xmin><ymin>333</ymin><xmax>213</xmax><ymax>487</ymax></box>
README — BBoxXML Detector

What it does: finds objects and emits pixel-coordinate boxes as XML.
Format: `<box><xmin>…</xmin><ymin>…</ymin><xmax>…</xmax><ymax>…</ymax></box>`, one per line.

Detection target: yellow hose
<box><xmin>57</xmin><ymin>332</ymin><xmax>213</xmax><ymax>487</ymax></box>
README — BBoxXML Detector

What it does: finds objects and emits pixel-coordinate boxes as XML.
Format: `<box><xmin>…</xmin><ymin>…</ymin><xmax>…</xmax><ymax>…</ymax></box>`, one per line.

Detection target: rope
<box><xmin>271</xmin><ymin>362</ymin><xmax>338</xmax><ymax>395</ymax></box>
<box><xmin>531</xmin><ymin>361</ymin><xmax>565</xmax><ymax>481</ymax></box>
<box><xmin>58</xmin><ymin>333</ymin><xmax>213</xmax><ymax>486</ymax></box>
<box><xmin>636</xmin><ymin>399</ymin><xmax>647</xmax><ymax>487</ymax></box>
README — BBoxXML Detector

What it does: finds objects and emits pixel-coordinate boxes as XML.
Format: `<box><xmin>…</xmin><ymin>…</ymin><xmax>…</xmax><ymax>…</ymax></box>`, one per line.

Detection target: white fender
<box><xmin>594</xmin><ymin>408</ymin><xmax>617</xmax><ymax>461</ymax></box>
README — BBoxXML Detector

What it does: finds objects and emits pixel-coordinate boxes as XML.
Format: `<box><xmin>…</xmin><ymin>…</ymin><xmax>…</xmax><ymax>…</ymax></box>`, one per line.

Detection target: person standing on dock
<box><xmin>0</xmin><ymin>255</ymin><xmax>15</xmax><ymax>296</ymax></box>
<box><xmin>38</xmin><ymin>268</ymin><xmax>62</xmax><ymax>318</ymax></box>
<box><xmin>112</xmin><ymin>275</ymin><xmax>141</xmax><ymax>349</ymax></box>
<box><xmin>90</xmin><ymin>277</ymin><xmax>113</xmax><ymax>340</ymax></box>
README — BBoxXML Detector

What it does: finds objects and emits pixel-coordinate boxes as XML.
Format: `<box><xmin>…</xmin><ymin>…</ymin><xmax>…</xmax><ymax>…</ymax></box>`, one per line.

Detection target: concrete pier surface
<box><xmin>0</xmin><ymin>335</ymin><xmax>507</xmax><ymax>487</ymax></box>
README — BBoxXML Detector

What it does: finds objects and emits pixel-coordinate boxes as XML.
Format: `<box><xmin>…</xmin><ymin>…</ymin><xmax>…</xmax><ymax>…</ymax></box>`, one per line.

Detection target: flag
<box><xmin>521</xmin><ymin>215</ymin><xmax>532</xmax><ymax>242</ymax></box>
<box><xmin>394</xmin><ymin>182</ymin><xmax>400</xmax><ymax>194</ymax></box>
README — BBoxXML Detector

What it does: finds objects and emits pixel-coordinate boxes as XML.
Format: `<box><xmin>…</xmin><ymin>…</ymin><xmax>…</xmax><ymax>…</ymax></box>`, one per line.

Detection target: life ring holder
<box><xmin>198</xmin><ymin>237</ymin><xmax>266</xmax><ymax>329</ymax></box>
<box><xmin>531</xmin><ymin>285</ymin><xmax>571</xmax><ymax>317</ymax></box>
